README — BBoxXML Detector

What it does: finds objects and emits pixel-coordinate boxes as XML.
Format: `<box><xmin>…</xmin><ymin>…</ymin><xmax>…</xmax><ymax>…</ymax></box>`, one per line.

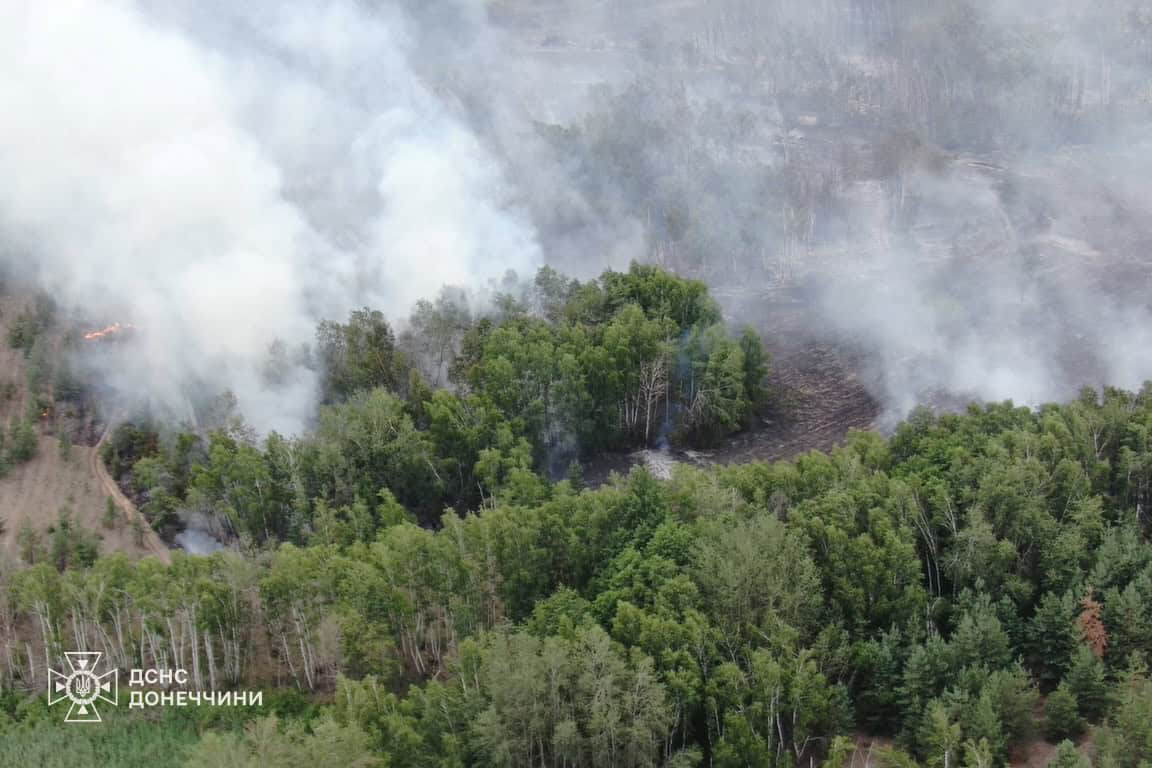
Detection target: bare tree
<box><xmin>638</xmin><ymin>357</ymin><xmax>669</xmax><ymax>445</ymax></box>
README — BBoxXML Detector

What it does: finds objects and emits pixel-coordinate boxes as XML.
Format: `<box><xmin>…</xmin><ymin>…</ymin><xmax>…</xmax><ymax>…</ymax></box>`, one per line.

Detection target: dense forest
<box><xmin>0</xmin><ymin>267</ymin><xmax>1149</xmax><ymax>767</ymax></box>
<box><xmin>94</xmin><ymin>264</ymin><xmax>767</xmax><ymax>541</ymax></box>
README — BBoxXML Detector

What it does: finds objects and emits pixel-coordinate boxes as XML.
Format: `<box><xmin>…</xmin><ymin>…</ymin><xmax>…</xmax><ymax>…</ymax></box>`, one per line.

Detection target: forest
<box><xmin>93</xmin><ymin>263</ymin><xmax>767</xmax><ymax>541</ymax></box>
<box><xmin>0</xmin><ymin>266</ymin><xmax>1149</xmax><ymax>767</ymax></box>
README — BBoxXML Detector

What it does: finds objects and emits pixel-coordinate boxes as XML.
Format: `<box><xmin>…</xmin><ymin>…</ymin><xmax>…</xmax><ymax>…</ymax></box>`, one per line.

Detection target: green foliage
<box><xmin>692</xmin><ymin>512</ymin><xmax>821</xmax><ymax>642</ymax></box>
<box><xmin>402</xmin><ymin>287</ymin><xmax>472</xmax><ymax>388</ymax></box>
<box><xmin>739</xmin><ymin>327</ymin><xmax>770</xmax><ymax>410</ymax></box>
<box><xmin>960</xmin><ymin>737</ymin><xmax>997</xmax><ymax>768</ymax></box>
<box><xmin>299</xmin><ymin>389</ymin><xmax>443</xmax><ymax>521</ymax></box>
<box><xmin>793</xmin><ymin>480</ymin><xmax>926</xmax><ymax>633</ymax></box>
<box><xmin>13</xmin><ymin>372</ymin><xmax>1152</xmax><ymax>764</ymax></box>
<box><xmin>130</xmin><ymin>518</ymin><xmax>146</xmax><ymax>548</ymax></box>
<box><xmin>190</xmin><ymin>432</ymin><xmax>297</xmax><ymax>542</ymax></box>
<box><xmin>469</xmin><ymin>625</ymin><xmax>672</xmax><ymax>767</ymax></box>
<box><xmin>709</xmin><ymin>647</ymin><xmax>853</xmax><ymax>766</ymax></box>
<box><xmin>457</xmin><ymin>264</ymin><xmax>764</xmax><ymax>453</ymax></box>
<box><xmin>52</xmin><ymin>359</ymin><xmax>84</xmax><ymax>403</ymax></box>
<box><xmin>950</xmin><ymin>603</ymin><xmax>1013</xmax><ymax>672</ymax></box>
<box><xmin>6</xmin><ymin>296</ymin><xmax>54</xmax><ymax>357</ymax></box>
<box><xmin>851</xmin><ymin>629</ymin><xmax>907</xmax><ymax>734</ymax></box>
<box><xmin>1095</xmin><ymin>667</ymin><xmax>1152</xmax><ymax>767</ymax></box>
<box><xmin>102</xmin><ymin>496</ymin><xmax>120</xmax><ymax>529</ymax></box>
<box><xmin>680</xmin><ymin>325</ymin><xmax>751</xmax><ymax>444</ymax></box>
<box><xmin>980</xmin><ymin>666</ymin><xmax>1038</xmax><ymax>748</ymax></box>
<box><xmin>524</xmin><ymin>587</ymin><xmax>594</xmax><ymax>638</ymax></box>
<box><xmin>184</xmin><ymin>715</ymin><xmax>382</xmax><ymax>768</ymax></box>
<box><xmin>90</xmin><ymin>266</ymin><xmax>765</xmax><ymax>549</ymax></box>
<box><xmin>1049</xmin><ymin>740</ymin><xmax>1091</xmax><ymax>768</ymax></box>
<box><xmin>24</xmin><ymin>337</ymin><xmax>51</xmax><ymax>396</ymax></box>
<box><xmin>1044</xmin><ymin>683</ymin><xmax>1083</xmax><ymax>741</ymax></box>
<box><xmin>0</xmin><ymin>712</ymin><xmax>198</xmax><ymax>768</ymax></box>
<box><xmin>600</xmin><ymin>262</ymin><xmax>720</xmax><ymax>329</ymax></box>
<box><xmin>1064</xmin><ymin>645</ymin><xmax>1111</xmax><ymax>722</ymax></box>
<box><xmin>102</xmin><ymin>423</ymin><xmax>160</xmax><ymax>480</ymax></box>
<box><xmin>46</xmin><ymin>506</ymin><xmax>101</xmax><ymax>571</ymax></box>
<box><xmin>317</xmin><ymin>307</ymin><xmax>407</xmax><ymax>403</ymax></box>
<box><xmin>6</xmin><ymin>420</ymin><xmax>37</xmax><ymax>464</ymax></box>
<box><xmin>917</xmin><ymin>700</ymin><xmax>962</xmax><ymax>768</ymax></box>
<box><xmin>1101</xmin><ymin>579</ymin><xmax>1152</xmax><ymax>671</ymax></box>
<box><xmin>15</xmin><ymin>518</ymin><xmax>44</xmax><ymax>564</ymax></box>
<box><xmin>1026</xmin><ymin>589</ymin><xmax>1078</xmax><ymax>687</ymax></box>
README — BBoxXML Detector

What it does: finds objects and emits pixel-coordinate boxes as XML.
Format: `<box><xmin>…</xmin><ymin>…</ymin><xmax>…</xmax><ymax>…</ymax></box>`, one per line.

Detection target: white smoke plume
<box><xmin>0</xmin><ymin>0</ymin><xmax>540</xmax><ymax>434</ymax></box>
<box><xmin>6</xmin><ymin>0</ymin><xmax>1152</xmax><ymax>437</ymax></box>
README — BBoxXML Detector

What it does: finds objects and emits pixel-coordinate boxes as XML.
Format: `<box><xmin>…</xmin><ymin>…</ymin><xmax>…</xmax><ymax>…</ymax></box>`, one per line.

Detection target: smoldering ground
<box><xmin>4</xmin><ymin>0</ymin><xmax>1152</xmax><ymax>432</ymax></box>
<box><xmin>494</xmin><ymin>0</ymin><xmax>1152</xmax><ymax>421</ymax></box>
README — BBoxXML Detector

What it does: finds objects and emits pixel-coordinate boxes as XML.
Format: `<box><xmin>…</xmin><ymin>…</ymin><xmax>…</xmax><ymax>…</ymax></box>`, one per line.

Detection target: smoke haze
<box><xmin>4</xmin><ymin>0</ymin><xmax>1152</xmax><ymax>430</ymax></box>
<box><xmin>0</xmin><ymin>0</ymin><xmax>541</xmax><ymax>433</ymax></box>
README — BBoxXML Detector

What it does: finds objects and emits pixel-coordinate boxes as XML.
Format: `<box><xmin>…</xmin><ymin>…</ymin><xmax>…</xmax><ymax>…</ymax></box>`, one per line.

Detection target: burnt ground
<box><xmin>708</xmin><ymin>283</ymin><xmax>882</xmax><ymax>465</ymax></box>
<box><xmin>582</xmin><ymin>342</ymin><xmax>878</xmax><ymax>487</ymax></box>
<box><xmin>711</xmin><ymin>343</ymin><xmax>878</xmax><ymax>465</ymax></box>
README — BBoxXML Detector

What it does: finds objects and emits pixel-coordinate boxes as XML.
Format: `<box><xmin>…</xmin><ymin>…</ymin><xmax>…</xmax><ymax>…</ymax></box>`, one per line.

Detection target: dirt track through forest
<box><xmin>90</xmin><ymin>422</ymin><xmax>171</xmax><ymax>564</ymax></box>
<box><xmin>0</xmin><ymin>292</ymin><xmax>167</xmax><ymax>564</ymax></box>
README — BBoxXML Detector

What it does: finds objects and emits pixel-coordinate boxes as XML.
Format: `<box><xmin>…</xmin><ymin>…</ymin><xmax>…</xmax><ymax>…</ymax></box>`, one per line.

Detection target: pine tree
<box><xmin>960</xmin><ymin>691</ymin><xmax>1006</xmax><ymax>764</ymax></box>
<box><xmin>1049</xmin><ymin>740</ymin><xmax>1090</xmax><ymax>768</ymax></box>
<box><xmin>1027</xmin><ymin>590</ymin><xmax>1077</xmax><ymax>686</ymax></box>
<box><xmin>1065</xmin><ymin>645</ymin><xmax>1111</xmax><ymax>722</ymax></box>
<box><xmin>1044</xmin><ymin>683</ymin><xmax>1083</xmax><ymax>741</ymax></box>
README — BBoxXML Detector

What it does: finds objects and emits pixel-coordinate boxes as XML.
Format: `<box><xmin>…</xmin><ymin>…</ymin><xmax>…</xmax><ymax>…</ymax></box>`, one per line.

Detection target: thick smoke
<box><xmin>478</xmin><ymin>0</ymin><xmax>1152</xmax><ymax>421</ymax></box>
<box><xmin>5</xmin><ymin>0</ymin><xmax>1152</xmax><ymax>431</ymax></box>
<box><xmin>0</xmin><ymin>0</ymin><xmax>541</xmax><ymax>433</ymax></box>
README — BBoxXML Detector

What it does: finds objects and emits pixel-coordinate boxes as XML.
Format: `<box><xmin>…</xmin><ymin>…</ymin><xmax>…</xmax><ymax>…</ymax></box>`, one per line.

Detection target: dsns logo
<box><xmin>48</xmin><ymin>652</ymin><xmax>119</xmax><ymax>723</ymax></box>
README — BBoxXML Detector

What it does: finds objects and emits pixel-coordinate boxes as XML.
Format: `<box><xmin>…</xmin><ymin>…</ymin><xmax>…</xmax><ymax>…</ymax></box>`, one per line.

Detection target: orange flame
<box><xmin>84</xmin><ymin>322</ymin><xmax>134</xmax><ymax>341</ymax></box>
